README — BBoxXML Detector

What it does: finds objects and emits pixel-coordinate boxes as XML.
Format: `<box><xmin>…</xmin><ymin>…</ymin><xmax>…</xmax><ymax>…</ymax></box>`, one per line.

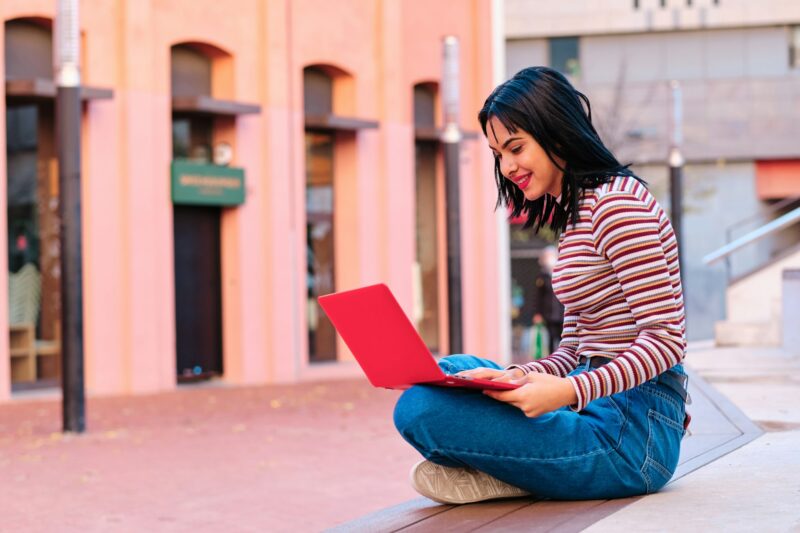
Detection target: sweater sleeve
<box><xmin>566</xmin><ymin>191</ymin><xmax>686</xmax><ymax>411</ymax></box>
<box><xmin>506</xmin><ymin>308</ymin><xmax>580</xmax><ymax>377</ymax></box>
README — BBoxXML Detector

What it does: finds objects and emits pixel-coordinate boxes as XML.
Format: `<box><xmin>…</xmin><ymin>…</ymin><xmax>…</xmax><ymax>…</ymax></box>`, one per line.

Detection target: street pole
<box><xmin>668</xmin><ymin>80</ymin><xmax>685</xmax><ymax>276</ymax></box>
<box><xmin>441</xmin><ymin>36</ymin><xmax>463</xmax><ymax>354</ymax></box>
<box><xmin>56</xmin><ymin>0</ymin><xmax>85</xmax><ymax>433</ymax></box>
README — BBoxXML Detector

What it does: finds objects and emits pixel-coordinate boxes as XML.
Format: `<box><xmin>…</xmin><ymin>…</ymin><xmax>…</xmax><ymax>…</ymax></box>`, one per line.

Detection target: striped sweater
<box><xmin>510</xmin><ymin>176</ymin><xmax>686</xmax><ymax>411</ymax></box>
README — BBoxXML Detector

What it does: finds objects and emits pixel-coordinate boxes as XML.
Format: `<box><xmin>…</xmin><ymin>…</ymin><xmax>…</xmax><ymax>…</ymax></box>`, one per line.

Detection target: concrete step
<box><xmin>714</xmin><ymin>320</ymin><xmax>780</xmax><ymax>347</ymax></box>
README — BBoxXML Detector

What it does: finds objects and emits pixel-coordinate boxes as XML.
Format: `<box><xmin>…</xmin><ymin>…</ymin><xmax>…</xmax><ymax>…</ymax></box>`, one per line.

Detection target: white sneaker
<box><xmin>409</xmin><ymin>460</ymin><xmax>530</xmax><ymax>505</ymax></box>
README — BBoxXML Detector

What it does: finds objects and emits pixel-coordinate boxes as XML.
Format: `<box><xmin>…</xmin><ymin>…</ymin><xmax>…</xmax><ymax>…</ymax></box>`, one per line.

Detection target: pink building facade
<box><xmin>1</xmin><ymin>0</ymin><xmax>505</xmax><ymax>402</ymax></box>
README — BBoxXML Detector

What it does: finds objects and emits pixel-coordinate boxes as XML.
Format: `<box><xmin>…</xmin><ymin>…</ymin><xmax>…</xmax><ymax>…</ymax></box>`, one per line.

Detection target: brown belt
<box><xmin>578</xmin><ymin>356</ymin><xmax>613</xmax><ymax>369</ymax></box>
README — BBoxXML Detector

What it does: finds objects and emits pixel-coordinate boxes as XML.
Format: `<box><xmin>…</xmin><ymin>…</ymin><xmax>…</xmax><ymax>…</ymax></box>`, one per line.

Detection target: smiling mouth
<box><xmin>512</xmin><ymin>173</ymin><xmax>532</xmax><ymax>189</ymax></box>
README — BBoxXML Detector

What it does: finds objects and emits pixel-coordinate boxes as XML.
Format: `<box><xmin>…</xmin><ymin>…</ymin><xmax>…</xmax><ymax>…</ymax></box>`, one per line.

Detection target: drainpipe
<box><xmin>492</xmin><ymin>0</ymin><xmax>512</xmax><ymax>366</ymax></box>
<box><xmin>55</xmin><ymin>0</ymin><xmax>85</xmax><ymax>433</ymax></box>
<box><xmin>441</xmin><ymin>36</ymin><xmax>463</xmax><ymax>355</ymax></box>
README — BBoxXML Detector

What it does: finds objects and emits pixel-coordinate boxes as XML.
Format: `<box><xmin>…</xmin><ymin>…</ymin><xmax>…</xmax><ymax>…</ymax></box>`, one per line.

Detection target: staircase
<box><xmin>713</xmin><ymin>243</ymin><xmax>800</xmax><ymax>346</ymax></box>
<box><xmin>704</xmin><ymin>202</ymin><xmax>800</xmax><ymax>347</ymax></box>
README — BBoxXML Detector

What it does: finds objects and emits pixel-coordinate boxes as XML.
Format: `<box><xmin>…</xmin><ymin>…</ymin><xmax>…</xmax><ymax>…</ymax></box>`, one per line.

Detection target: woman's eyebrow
<box><xmin>502</xmin><ymin>137</ymin><xmax>522</xmax><ymax>149</ymax></box>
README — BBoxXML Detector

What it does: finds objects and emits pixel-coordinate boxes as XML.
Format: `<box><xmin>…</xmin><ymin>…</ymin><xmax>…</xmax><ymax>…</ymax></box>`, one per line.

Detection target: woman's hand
<box><xmin>483</xmin><ymin>373</ymin><xmax>578</xmax><ymax>418</ymax></box>
<box><xmin>455</xmin><ymin>367</ymin><xmax>525</xmax><ymax>383</ymax></box>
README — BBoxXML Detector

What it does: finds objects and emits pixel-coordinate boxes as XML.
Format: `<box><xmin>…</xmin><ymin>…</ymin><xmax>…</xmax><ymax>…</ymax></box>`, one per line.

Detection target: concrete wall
<box><xmin>716</xmin><ymin>246</ymin><xmax>800</xmax><ymax>346</ymax></box>
<box><xmin>506</xmin><ymin>27</ymin><xmax>800</xmax><ymax>164</ymax></box>
<box><xmin>0</xmin><ymin>0</ymin><xmax>500</xmax><ymax>402</ymax></box>
<box><xmin>635</xmin><ymin>162</ymin><xmax>773</xmax><ymax>341</ymax></box>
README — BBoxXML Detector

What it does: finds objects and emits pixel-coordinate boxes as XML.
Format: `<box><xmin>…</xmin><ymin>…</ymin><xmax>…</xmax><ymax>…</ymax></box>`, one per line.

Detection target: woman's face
<box><xmin>486</xmin><ymin>116</ymin><xmax>564</xmax><ymax>201</ymax></box>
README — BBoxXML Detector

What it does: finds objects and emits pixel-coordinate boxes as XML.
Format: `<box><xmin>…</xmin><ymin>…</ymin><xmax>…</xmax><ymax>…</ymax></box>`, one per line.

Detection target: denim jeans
<box><xmin>393</xmin><ymin>355</ymin><xmax>687</xmax><ymax>500</ymax></box>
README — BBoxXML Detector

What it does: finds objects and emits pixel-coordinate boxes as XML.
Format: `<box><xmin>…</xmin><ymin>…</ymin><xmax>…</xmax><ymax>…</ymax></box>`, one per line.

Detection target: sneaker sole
<box><xmin>410</xmin><ymin>460</ymin><xmax>530</xmax><ymax>505</ymax></box>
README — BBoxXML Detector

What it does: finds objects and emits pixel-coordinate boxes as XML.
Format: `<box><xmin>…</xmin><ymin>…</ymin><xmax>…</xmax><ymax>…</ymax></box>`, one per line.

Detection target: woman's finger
<box><xmin>456</xmin><ymin>368</ymin><xmax>505</xmax><ymax>380</ymax></box>
<box><xmin>483</xmin><ymin>388</ymin><xmax>521</xmax><ymax>402</ymax></box>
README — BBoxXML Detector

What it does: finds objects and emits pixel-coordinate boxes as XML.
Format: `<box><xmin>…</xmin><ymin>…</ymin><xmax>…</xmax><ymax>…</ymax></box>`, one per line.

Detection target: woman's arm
<box><xmin>566</xmin><ymin>190</ymin><xmax>686</xmax><ymax>411</ymax></box>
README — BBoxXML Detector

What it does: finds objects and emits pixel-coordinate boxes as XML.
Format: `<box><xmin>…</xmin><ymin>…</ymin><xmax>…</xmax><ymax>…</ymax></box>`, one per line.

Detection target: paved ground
<box><xmin>2</xmin><ymin>343</ymin><xmax>798</xmax><ymax>532</ymax></box>
<box><xmin>587</xmin><ymin>343</ymin><xmax>800</xmax><ymax>532</ymax></box>
<box><xmin>0</xmin><ymin>380</ymin><xmax>419</xmax><ymax>532</ymax></box>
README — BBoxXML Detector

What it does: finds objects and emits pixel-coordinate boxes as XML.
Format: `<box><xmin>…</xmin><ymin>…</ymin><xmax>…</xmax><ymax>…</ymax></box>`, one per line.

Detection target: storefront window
<box><xmin>6</xmin><ymin>107</ymin><xmax>39</xmax><ymax>273</ymax></box>
<box><xmin>414</xmin><ymin>141</ymin><xmax>441</xmax><ymax>353</ymax></box>
<box><xmin>305</xmin><ymin>131</ymin><xmax>336</xmax><ymax>362</ymax></box>
<box><xmin>6</xmin><ymin>19</ymin><xmax>61</xmax><ymax>388</ymax></box>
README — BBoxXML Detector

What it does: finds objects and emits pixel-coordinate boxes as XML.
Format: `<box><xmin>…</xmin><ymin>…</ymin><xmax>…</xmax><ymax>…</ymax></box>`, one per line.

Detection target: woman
<box><xmin>393</xmin><ymin>67</ymin><xmax>688</xmax><ymax>504</ymax></box>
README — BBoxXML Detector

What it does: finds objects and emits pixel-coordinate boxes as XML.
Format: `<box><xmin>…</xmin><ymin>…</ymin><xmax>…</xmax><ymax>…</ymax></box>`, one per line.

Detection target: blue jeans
<box><xmin>393</xmin><ymin>355</ymin><xmax>686</xmax><ymax>500</ymax></box>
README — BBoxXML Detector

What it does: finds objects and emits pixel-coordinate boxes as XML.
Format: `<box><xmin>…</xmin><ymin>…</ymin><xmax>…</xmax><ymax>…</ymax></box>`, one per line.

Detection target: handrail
<box><xmin>703</xmin><ymin>205</ymin><xmax>800</xmax><ymax>265</ymax></box>
<box><xmin>725</xmin><ymin>196</ymin><xmax>800</xmax><ymax>243</ymax></box>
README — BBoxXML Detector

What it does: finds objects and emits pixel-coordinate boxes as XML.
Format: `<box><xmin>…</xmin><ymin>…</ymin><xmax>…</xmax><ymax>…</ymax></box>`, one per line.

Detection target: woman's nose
<box><xmin>503</xmin><ymin>158</ymin><xmax>518</xmax><ymax>177</ymax></box>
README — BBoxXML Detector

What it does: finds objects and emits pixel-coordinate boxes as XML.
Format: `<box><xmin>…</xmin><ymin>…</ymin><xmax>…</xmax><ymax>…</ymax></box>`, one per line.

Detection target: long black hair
<box><xmin>478</xmin><ymin>66</ymin><xmax>644</xmax><ymax>234</ymax></box>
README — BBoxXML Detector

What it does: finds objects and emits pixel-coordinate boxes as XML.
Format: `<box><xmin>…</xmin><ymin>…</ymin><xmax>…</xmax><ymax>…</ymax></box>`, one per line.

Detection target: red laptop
<box><xmin>318</xmin><ymin>284</ymin><xmax>519</xmax><ymax>391</ymax></box>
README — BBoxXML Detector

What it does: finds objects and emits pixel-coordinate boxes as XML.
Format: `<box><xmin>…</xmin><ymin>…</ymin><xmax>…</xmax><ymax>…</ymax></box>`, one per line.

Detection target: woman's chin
<box><xmin>522</xmin><ymin>189</ymin><xmax>545</xmax><ymax>202</ymax></box>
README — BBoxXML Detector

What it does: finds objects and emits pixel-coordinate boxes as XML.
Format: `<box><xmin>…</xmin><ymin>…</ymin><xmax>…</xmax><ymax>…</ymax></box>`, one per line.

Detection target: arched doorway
<box><xmin>171</xmin><ymin>44</ymin><xmax>223</xmax><ymax>382</ymax></box>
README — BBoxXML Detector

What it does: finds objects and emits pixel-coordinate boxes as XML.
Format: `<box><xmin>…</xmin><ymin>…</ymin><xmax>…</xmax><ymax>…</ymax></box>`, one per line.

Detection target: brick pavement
<box><xmin>0</xmin><ymin>379</ymin><xmax>420</xmax><ymax>532</ymax></box>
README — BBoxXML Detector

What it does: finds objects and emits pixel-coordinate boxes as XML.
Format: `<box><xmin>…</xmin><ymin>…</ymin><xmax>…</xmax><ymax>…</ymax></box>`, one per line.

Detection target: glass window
<box><xmin>548</xmin><ymin>37</ymin><xmax>581</xmax><ymax>79</ymax></box>
<box><xmin>413</xmin><ymin>85</ymin><xmax>436</xmax><ymax>128</ymax></box>
<box><xmin>414</xmin><ymin>141</ymin><xmax>441</xmax><ymax>353</ymax></box>
<box><xmin>305</xmin><ymin>131</ymin><xmax>337</xmax><ymax>362</ymax></box>
<box><xmin>4</xmin><ymin>20</ymin><xmax>52</xmax><ymax>80</ymax></box>
<box><xmin>7</xmin><ymin>103</ymin><xmax>62</xmax><ymax>386</ymax></box>
<box><xmin>171</xmin><ymin>46</ymin><xmax>212</xmax><ymax>98</ymax></box>
<box><xmin>172</xmin><ymin>115</ymin><xmax>213</xmax><ymax>163</ymax></box>
<box><xmin>6</xmin><ymin>106</ymin><xmax>39</xmax><ymax>274</ymax></box>
<box><xmin>791</xmin><ymin>26</ymin><xmax>800</xmax><ymax>69</ymax></box>
<box><xmin>304</xmin><ymin>68</ymin><xmax>334</xmax><ymax>116</ymax></box>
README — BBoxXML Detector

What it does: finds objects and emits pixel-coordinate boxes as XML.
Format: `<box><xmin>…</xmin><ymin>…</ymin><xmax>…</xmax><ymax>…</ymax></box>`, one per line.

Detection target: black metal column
<box><xmin>441</xmin><ymin>35</ymin><xmax>463</xmax><ymax>355</ymax></box>
<box><xmin>57</xmin><ymin>84</ymin><xmax>85</xmax><ymax>433</ymax></box>
<box><xmin>669</xmin><ymin>163</ymin><xmax>684</xmax><ymax>274</ymax></box>
<box><xmin>668</xmin><ymin>80</ymin><xmax>685</xmax><ymax>278</ymax></box>
<box><xmin>444</xmin><ymin>141</ymin><xmax>463</xmax><ymax>354</ymax></box>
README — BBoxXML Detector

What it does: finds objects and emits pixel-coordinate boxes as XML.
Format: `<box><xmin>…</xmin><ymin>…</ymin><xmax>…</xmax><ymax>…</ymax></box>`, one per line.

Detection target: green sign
<box><xmin>171</xmin><ymin>161</ymin><xmax>245</xmax><ymax>206</ymax></box>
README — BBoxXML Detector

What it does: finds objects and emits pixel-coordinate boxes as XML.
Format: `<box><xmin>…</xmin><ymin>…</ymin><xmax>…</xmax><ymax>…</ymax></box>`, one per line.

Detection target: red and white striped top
<box><xmin>510</xmin><ymin>176</ymin><xmax>686</xmax><ymax>411</ymax></box>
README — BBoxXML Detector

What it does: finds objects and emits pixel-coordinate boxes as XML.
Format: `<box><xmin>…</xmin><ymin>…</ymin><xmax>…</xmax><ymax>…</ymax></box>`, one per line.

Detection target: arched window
<box><xmin>171</xmin><ymin>44</ymin><xmax>213</xmax><ymax>162</ymax></box>
<box><xmin>303</xmin><ymin>67</ymin><xmax>334</xmax><ymax>116</ymax></box>
<box><xmin>4</xmin><ymin>19</ymin><xmax>52</xmax><ymax>80</ymax></box>
<box><xmin>302</xmin><ymin>64</ymin><xmax>377</xmax><ymax>364</ymax></box>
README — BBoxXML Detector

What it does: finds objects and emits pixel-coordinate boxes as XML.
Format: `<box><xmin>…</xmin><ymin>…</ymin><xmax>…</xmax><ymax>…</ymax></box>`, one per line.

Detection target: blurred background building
<box><xmin>4</xmin><ymin>0</ymin><xmax>799</xmax><ymax>402</ymax></box>
<box><xmin>1</xmin><ymin>0</ymin><xmax>504</xmax><ymax>401</ymax></box>
<box><xmin>505</xmin><ymin>0</ymin><xmax>800</xmax><ymax>346</ymax></box>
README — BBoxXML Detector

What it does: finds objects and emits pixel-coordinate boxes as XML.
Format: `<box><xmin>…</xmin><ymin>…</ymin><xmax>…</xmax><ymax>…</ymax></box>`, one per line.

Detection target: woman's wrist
<box><xmin>560</xmin><ymin>377</ymin><xmax>578</xmax><ymax>407</ymax></box>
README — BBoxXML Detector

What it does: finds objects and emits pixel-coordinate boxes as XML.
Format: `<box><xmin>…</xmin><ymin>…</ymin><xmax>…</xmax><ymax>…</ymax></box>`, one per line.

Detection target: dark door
<box><xmin>173</xmin><ymin>205</ymin><xmax>223</xmax><ymax>380</ymax></box>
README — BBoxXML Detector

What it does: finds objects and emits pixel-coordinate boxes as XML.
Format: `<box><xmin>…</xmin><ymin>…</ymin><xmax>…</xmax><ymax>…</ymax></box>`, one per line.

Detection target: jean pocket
<box><xmin>641</xmin><ymin>409</ymin><xmax>683</xmax><ymax>494</ymax></box>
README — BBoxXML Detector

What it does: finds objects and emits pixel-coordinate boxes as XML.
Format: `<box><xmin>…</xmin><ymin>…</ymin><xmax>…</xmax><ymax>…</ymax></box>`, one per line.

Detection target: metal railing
<box><xmin>703</xmin><ymin>204</ymin><xmax>800</xmax><ymax>267</ymax></box>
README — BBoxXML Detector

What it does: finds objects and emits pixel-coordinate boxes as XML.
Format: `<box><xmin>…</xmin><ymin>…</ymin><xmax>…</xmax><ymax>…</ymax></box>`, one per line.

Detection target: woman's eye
<box><xmin>511</xmin><ymin>146</ymin><xmax>522</xmax><ymax>154</ymax></box>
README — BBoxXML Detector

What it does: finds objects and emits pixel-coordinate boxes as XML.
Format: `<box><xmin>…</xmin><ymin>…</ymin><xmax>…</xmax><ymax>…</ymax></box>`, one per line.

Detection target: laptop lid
<box><xmin>318</xmin><ymin>284</ymin><xmax>445</xmax><ymax>388</ymax></box>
